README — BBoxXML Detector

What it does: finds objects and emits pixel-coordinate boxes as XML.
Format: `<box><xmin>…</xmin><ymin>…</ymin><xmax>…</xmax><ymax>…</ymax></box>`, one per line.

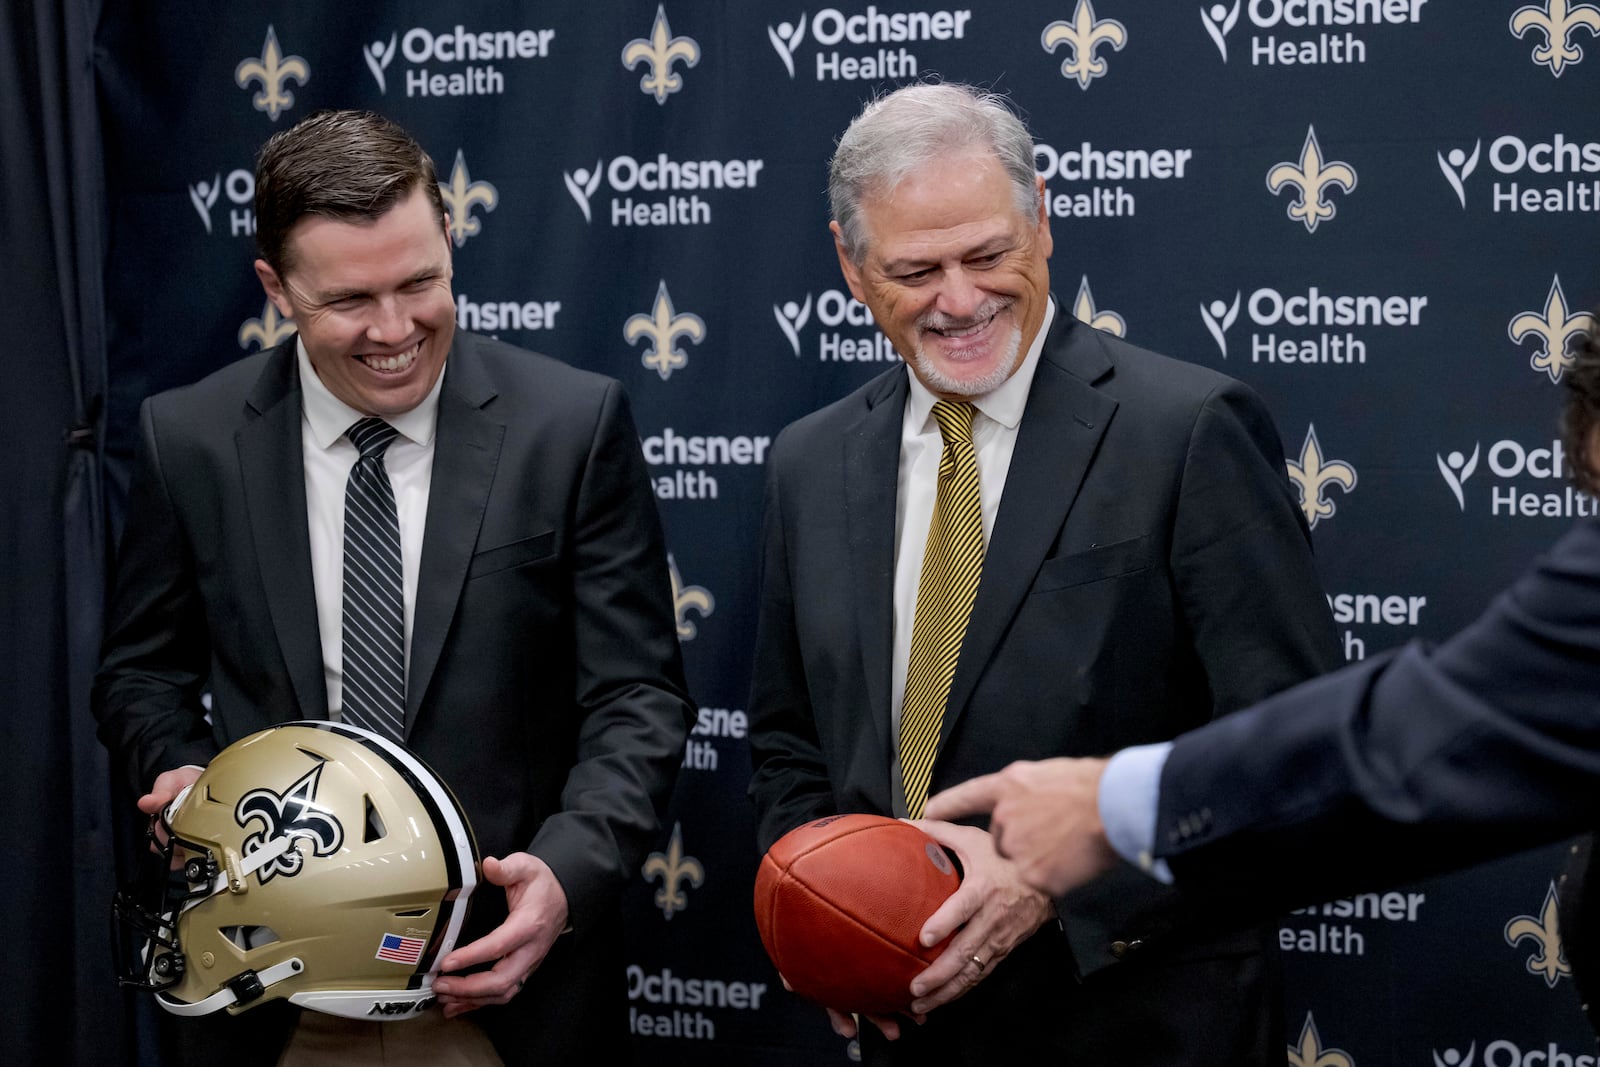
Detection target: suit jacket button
<box><xmin>1110</xmin><ymin>941</ymin><xmax>1129</xmax><ymax>958</ymax></box>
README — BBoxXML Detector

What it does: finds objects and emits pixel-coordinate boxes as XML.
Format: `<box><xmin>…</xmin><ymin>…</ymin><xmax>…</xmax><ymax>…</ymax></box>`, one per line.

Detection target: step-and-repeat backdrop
<box><xmin>97</xmin><ymin>2</ymin><xmax>1598</xmax><ymax>1063</ymax></box>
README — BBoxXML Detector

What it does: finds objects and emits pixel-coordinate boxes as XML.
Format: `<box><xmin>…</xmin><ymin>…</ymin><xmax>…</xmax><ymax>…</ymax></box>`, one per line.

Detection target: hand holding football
<box><xmin>753</xmin><ymin>813</ymin><xmax>962</xmax><ymax>1015</ymax></box>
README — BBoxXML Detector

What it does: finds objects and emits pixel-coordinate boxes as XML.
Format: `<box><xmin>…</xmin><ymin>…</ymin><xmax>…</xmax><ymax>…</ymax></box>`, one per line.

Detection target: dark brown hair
<box><xmin>1562</xmin><ymin>310</ymin><xmax>1600</xmax><ymax>494</ymax></box>
<box><xmin>254</xmin><ymin>109</ymin><xmax>445</xmax><ymax>275</ymax></box>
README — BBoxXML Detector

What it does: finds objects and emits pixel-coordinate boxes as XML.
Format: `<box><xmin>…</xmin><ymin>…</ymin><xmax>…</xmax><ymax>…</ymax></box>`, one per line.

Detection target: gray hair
<box><xmin>828</xmin><ymin>82</ymin><xmax>1039</xmax><ymax>264</ymax></box>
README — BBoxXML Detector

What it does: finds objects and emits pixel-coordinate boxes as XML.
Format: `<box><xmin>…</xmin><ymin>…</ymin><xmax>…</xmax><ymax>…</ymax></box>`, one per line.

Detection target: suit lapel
<box><xmin>941</xmin><ymin>311</ymin><xmax>1117</xmax><ymax>740</ymax></box>
<box><xmin>237</xmin><ymin>343</ymin><xmax>329</xmax><ymax>720</ymax></box>
<box><xmin>407</xmin><ymin>338</ymin><xmax>503</xmax><ymax>729</ymax></box>
<box><xmin>843</xmin><ymin>370</ymin><xmax>907</xmax><ymax>808</ymax></box>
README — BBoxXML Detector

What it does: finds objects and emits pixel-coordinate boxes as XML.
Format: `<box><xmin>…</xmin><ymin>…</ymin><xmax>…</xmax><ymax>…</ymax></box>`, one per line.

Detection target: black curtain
<box><xmin>1</xmin><ymin>1</ymin><xmax>137</xmax><ymax>1062</ymax></box>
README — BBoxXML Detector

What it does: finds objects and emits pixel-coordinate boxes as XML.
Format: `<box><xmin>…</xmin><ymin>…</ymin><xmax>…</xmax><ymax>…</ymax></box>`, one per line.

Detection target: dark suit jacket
<box><xmin>1155</xmin><ymin>515</ymin><xmax>1600</xmax><ymax>1033</ymax></box>
<box><xmin>748</xmin><ymin>306</ymin><xmax>1341</xmax><ymax>1064</ymax></box>
<box><xmin>93</xmin><ymin>333</ymin><xmax>696</xmax><ymax>1066</ymax></box>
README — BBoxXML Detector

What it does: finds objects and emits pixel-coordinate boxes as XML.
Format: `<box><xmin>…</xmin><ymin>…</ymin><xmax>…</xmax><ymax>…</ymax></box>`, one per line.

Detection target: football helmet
<box><xmin>113</xmin><ymin>721</ymin><xmax>479</xmax><ymax>1020</ymax></box>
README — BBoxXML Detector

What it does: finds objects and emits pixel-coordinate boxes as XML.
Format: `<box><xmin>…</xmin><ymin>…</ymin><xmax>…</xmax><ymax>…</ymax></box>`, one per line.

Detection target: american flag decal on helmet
<box><xmin>375</xmin><ymin>933</ymin><xmax>425</xmax><ymax>965</ymax></box>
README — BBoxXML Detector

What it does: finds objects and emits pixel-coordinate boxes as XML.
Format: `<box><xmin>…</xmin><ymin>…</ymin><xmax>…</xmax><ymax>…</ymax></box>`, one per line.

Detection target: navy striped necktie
<box><xmin>341</xmin><ymin>417</ymin><xmax>405</xmax><ymax>741</ymax></box>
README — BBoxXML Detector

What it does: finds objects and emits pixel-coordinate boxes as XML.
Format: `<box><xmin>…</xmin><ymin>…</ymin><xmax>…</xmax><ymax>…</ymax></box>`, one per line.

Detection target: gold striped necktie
<box><xmin>901</xmin><ymin>399</ymin><xmax>984</xmax><ymax>818</ymax></box>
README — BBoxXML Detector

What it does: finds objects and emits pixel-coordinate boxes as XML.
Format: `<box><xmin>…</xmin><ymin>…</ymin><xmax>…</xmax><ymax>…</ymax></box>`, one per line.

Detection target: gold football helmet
<box><xmin>113</xmin><ymin>721</ymin><xmax>479</xmax><ymax>1019</ymax></box>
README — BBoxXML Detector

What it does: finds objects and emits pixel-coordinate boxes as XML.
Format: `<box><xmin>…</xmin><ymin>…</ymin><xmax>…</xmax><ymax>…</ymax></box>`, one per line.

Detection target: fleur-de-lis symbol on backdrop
<box><xmin>1266</xmin><ymin>127</ymin><xmax>1357</xmax><ymax>233</ymax></box>
<box><xmin>667</xmin><ymin>553</ymin><xmax>714</xmax><ymax>640</ymax></box>
<box><xmin>1505</xmin><ymin>883</ymin><xmax>1572</xmax><ymax>987</ymax></box>
<box><xmin>1510</xmin><ymin>0</ymin><xmax>1600</xmax><ymax>76</ymax></box>
<box><xmin>1509</xmin><ymin>275</ymin><xmax>1596</xmax><ymax>384</ymax></box>
<box><xmin>239</xmin><ymin>299</ymin><xmax>296</xmax><ymax>351</ymax></box>
<box><xmin>1286</xmin><ymin>425</ymin><xmax>1357</xmax><ymax>529</ymax></box>
<box><xmin>439</xmin><ymin>150</ymin><xmax>499</xmax><ymax>248</ymax></box>
<box><xmin>1041</xmin><ymin>0</ymin><xmax>1128</xmax><ymax>89</ymax></box>
<box><xmin>642</xmin><ymin>822</ymin><xmax>705</xmax><ymax>920</ymax></box>
<box><xmin>235</xmin><ymin>765</ymin><xmax>344</xmax><ymax>884</ymax></box>
<box><xmin>235</xmin><ymin>25</ymin><xmax>310</xmax><ymax>122</ymax></box>
<box><xmin>1072</xmin><ymin>276</ymin><xmax>1126</xmax><ymax>337</ymax></box>
<box><xmin>625</xmin><ymin>282</ymin><xmax>705</xmax><ymax>381</ymax></box>
<box><xmin>1288</xmin><ymin>1013</ymin><xmax>1355</xmax><ymax>1067</ymax></box>
<box><xmin>622</xmin><ymin>5</ymin><xmax>701</xmax><ymax>104</ymax></box>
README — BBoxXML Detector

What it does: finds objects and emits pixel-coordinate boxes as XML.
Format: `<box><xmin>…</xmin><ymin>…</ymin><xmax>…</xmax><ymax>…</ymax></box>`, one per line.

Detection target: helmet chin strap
<box><xmin>156</xmin><ymin>957</ymin><xmax>305</xmax><ymax>1016</ymax></box>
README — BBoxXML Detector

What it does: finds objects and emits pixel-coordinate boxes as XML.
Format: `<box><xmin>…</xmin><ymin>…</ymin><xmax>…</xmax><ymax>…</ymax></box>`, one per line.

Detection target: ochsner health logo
<box><xmin>1436</xmin><ymin>132</ymin><xmax>1600</xmax><ymax>214</ymax></box>
<box><xmin>773</xmin><ymin>289</ymin><xmax>897</xmax><ymax>362</ymax></box>
<box><xmin>562</xmin><ymin>154</ymin><xmax>765</xmax><ymax>228</ymax></box>
<box><xmin>768</xmin><ymin>14</ymin><xmax>808</xmax><ymax>76</ymax></box>
<box><xmin>1437</xmin><ymin>437</ymin><xmax>1595</xmax><ymax>518</ymax></box>
<box><xmin>1200</xmin><ymin>0</ymin><xmax>1427</xmax><ymax>67</ymax></box>
<box><xmin>1433</xmin><ymin>1039</ymin><xmax>1600</xmax><ymax>1067</ymax></box>
<box><xmin>189</xmin><ymin>168</ymin><xmax>257</xmax><ymax>237</ymax></box>
<box><xmin>764</xmin><ymin>5</ymin><xmax>974</xmax><ymax>81</ymax></box>
<box><xmin>1201</xmin><ymin>291</ymin><xmax>1241</xmax><ymax>356</ymax></box>
<box><xmin>361</xmin><ymin>23</ymin><xmax>555</xmax><ymax>98</ymax></box>
<box><xmin>1437</xmin><ymin>139</ymin><xmax>1480</xmax><ymax>208</ymax></box>
<box><xmin>1433</xmin><ymin>1043</ymin><xmax>1477</xmax><ymax>1067</ymax></box>
<box><xmin>1200</xmin><ymin>2</ymin><xmax>1242</xmax><ymax>61</ymax></box>
<box><xmin>1436</xmin><ymin>444</ymin><xmax>1479</xmax><ymax>510</ymax></box>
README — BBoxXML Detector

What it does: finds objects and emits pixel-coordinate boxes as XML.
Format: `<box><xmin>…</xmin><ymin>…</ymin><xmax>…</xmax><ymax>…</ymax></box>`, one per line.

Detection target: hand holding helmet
<box><xmin>113</xmin><ymin>721</ymin><xmax>480</xmax><ymax>1021</ymax></box>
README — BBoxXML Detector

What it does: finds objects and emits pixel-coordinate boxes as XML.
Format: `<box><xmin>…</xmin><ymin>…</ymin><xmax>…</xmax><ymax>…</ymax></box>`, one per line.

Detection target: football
<box><xmin>753</xmin><ymin>813</ymin><xmax>962</xmax><ymax>1015</ymax></box>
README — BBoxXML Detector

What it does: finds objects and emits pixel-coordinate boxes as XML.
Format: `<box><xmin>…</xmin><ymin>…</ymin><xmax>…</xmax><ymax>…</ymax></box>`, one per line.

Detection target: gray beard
<box><xmin>907</xmin><ymin>322</ymin><xmax>1022</xmax><ymax>398</ymax></box>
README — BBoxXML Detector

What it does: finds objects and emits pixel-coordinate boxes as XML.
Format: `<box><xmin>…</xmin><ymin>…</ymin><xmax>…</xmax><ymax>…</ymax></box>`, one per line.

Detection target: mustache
<box><xmin>918</xmin><ymin>296</ymin><xmax>1014</xmax><ymax>333</ymax></box>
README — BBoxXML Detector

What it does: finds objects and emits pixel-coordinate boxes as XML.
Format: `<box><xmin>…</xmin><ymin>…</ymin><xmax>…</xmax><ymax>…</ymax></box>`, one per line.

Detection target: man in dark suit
<box><xmin>92</xmin><ymin>109</ymin><xmax>696</xmax><ymax>1066</ymax></box>
<box><xmin>746</xmin><ymin>82</ymin><xmax>1340</xmax><ymax>1064</ymax></box>
<box><xmin>923</xmin><ymin>322</ymin><xmax>1600</xmax><ymax>1033</ymax></box>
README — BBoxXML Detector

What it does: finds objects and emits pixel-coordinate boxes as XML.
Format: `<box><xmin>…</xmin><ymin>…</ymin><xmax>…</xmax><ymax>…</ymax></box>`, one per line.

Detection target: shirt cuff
<box><xmin>1098</xmin><ymin>742</ymin><xmax>1175</xmax><ymax>885</ymax></box>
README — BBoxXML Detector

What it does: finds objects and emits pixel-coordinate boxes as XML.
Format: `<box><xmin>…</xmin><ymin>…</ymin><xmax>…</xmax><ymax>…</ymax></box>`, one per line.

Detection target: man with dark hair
<box><xmin>747</xmin><ymin>82</ymin><xmax>1341</xmax><ymax>1064</ymax></box>
<box><xmin>924</xmin><ymin>316</ymin><xmax>1600</xmax><ymax>1031</ymax></box>
<box><xmin>94</xmin><ymin>108</ymin><xmax>696</xmax><ymax>1065</ymax></box>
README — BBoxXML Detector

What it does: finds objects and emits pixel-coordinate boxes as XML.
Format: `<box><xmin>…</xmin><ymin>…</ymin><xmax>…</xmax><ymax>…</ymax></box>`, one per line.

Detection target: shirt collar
<box><xmin>296</xmin><ymin>335</ymin><xmax>444</xmax><ymax>450</ymax></box>
<box><xmin>905</xmin><ymin>296</ymin><xmax>1056</xmax><ymax>433</ymax></box>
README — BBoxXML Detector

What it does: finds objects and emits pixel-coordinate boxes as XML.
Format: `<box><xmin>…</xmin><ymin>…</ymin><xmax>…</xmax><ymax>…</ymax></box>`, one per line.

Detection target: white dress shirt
<box><xmin>888</xmin><ymin>298</ymin><xmax>1057</xmax><ymax>814</ymax></box>
<box><xmin>296</xmin><ymin>339</ymin><xmax>443</xmax><ymax>720</ymax></box>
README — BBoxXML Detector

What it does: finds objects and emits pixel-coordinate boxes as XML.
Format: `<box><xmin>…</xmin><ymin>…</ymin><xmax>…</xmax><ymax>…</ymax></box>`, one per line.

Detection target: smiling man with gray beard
<box><xmin>747</xmin><ymin>81</ymin><xmax>1341</xmax><ymax>1065</ymax></box>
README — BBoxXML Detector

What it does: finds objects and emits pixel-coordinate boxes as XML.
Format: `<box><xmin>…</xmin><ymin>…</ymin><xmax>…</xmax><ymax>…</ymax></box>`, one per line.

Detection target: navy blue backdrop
<box><xmin>28</xmin><ymin>1</ymin><xmax>1600</xmax><ymax>1064</ymax></box>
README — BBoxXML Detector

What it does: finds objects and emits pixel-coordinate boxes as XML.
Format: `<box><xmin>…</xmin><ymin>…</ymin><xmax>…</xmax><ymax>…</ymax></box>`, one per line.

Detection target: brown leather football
<box><xmin>754</xmin><ymin>813</ymin><xmax>962</xmax><ymax>1015</ymax></box>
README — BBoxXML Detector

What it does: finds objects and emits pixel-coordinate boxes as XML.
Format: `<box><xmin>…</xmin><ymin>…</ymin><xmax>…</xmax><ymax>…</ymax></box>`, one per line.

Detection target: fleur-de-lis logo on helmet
<box><xmin>238</xmin><ymin>299</ymin><xmax>296</xmax><ymax>352</ymax></box>
<box><xmin>1072</xmin><ymin>276</ymin><xmax>1126</xmax><ymax>337</ymax></box>
<box><xmin>1266</xmin><ymin>127</ymin><xmax>1357</xmax><ymax>234</ymax></box>
<box><xmin>625</xmin><ymin>282</ymin><xmax>705</xmax><ymax>381</ymax></box>
<box><xmin>668</xmin><ymin>553</ymin><xmax>714</xmax><ymax>640</ymax></box>
<box><xmin>1510</xmin><ymin>0</ymin><xmax>1600</xmax><ymax>77</ymax></box>
<box><xmin>234</xmin><ymin>764</ymin><xmax>345</xmax><ymax>884</ymax></box>
<box><xmin>1509</xmin><ymin>275</ymin><xmax>1596</xmax><ymax>384</ymax></box>
<box><xmin>622</xmin><ymin>5</ymin><xmax>701</xmax><ymax>104</ymax></box>
<box><xmin>440</xmin><ymin>150</ymin><xmax>499</xmax><ymax>249</ymax></box>
<box><xmin>235</xmin><ymin>25</ymin><xmax>310</xmax><ymax>123</ymax></box>
<box><xmin>1041</xmin><ymin>0</ymin><xmax>1128</xmax><ymax>89</ymax></box>
<box><xmin>1288</xmin><ymin>1013</ymin><xmax>1355</xmax><ymax>1067</ymax></box>
<box><xmin>1505</xmin><ymin>882</ymin><xmax>1572</xmax><ymax>987</ymax></box>
<box><xmin>642</xmin><ymin>822</ymin><xmax>705</xmax><ymax>920</ymax></box>
<box><xmin>1286</xmin><ymin>425</ymin><xmax>1357</xmax><ymax>529</ymax></box>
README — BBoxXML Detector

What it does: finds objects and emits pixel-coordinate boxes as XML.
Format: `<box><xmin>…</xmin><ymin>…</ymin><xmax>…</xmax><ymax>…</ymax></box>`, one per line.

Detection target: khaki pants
<box><xmin>276</xmin><ymin>1010</ymin><xmax>503</xmax><ymax>1066</ymax></box>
